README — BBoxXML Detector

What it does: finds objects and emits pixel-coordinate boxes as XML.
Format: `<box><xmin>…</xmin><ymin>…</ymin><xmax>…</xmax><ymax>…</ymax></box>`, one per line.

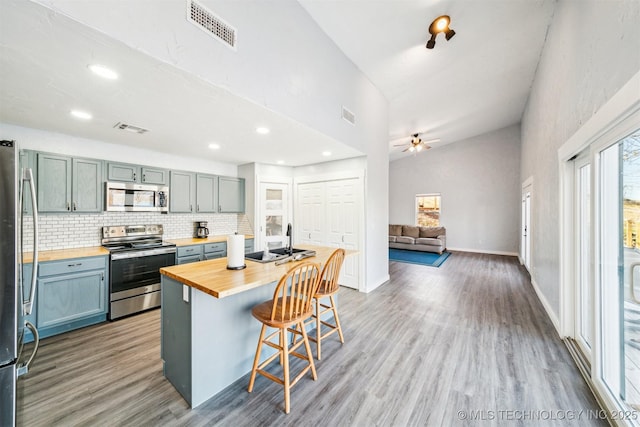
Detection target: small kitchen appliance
<box><xmin>105</xmin><ymin>181</ymin><xmax>169</xmax><ymax>213</ymax></box>
<box><xmin>196</xmin><ymin>221</ymin><xmax>209</xmax><ymax>239</ymax></box>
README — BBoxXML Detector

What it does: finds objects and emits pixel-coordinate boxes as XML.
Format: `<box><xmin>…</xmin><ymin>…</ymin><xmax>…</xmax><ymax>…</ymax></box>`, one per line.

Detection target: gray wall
<box><xmin>521</xmin><ymin>0</ymin><xmax>640</xmax><ymax>317</ymax></box>
<box><xmin>389</xmin><ymin>125</ymin><xmax>521</xmax><ymax>254</ymax></box>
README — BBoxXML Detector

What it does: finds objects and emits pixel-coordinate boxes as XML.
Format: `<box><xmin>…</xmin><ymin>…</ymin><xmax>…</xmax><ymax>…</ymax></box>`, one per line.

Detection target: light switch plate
<box><xmin>183</xmin><ymin>284</ymin><xmax>189</xmax><ymax>303</ymax></box>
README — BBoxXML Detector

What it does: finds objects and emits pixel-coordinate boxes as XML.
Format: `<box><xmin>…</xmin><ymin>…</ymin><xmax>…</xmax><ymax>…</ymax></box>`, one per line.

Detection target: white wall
<box><xmin>389</xmin><ymin>125</ymin><xmax>521</xmax><ymax>255</ymax></box>
<box><xmin>521</xmin><ymin>0</ymin><xmax>640</xmax><ymax>317</ymax></box>
<box><xmin>2</xmin><ymin>123</ymin><xmax>237</xmax><ymax>176</ymax></box>
<box><xmin>37</xmin><ymin>0</ymin><xmax>376</xmax><ymax>154</ymax></box>
<box><xmin>37</xmin><ymin>0</ymin><xmax>391</xmax><ymax>292</ymax></box>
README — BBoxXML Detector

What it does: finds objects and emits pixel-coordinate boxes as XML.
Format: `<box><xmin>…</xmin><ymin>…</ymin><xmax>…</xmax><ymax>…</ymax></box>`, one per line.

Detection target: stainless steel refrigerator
<box><xmin>0</xmin><ymin>140</ymin><xmax>39</xmax><ymax>426</ymax></box>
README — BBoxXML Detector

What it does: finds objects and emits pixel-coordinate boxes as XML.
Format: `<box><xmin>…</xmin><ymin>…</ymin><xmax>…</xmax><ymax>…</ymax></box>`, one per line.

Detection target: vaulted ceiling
<box><xmin>301</xmin><ymin>0</ymin><xmax>556</xmax><ymax>160</ymax></box>
<box><xmin>0</xmin><ymin>0</ymin><xmax>556</xmax><ymax>164</ymax></box>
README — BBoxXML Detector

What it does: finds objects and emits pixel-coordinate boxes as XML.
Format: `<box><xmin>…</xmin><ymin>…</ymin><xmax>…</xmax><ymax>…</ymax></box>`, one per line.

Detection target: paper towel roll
<box><xmin>227</xmin><ymin>234</ymin><xmax>246</xmax><ymax>269</ymax></box>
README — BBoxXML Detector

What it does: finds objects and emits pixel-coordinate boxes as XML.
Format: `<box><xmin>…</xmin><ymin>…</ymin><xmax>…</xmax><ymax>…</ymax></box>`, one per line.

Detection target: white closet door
<box><xmin>297</xmin><ymin>182</ymin><xmax>325</xmax><ymax>245</ymax></box>
<box><xmin>326</xmin><ymin>179</ymin><xmax>359</xmax><ymax>289</ymax></box>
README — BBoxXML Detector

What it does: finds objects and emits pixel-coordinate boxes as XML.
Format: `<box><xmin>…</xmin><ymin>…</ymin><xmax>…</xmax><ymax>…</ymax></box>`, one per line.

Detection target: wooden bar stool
<box><xmin>309</xmin><ymin>248</ymin><xmax>346</xmax><ymax>360</ymax></box>
<box><xmin>247</xmin><ymin>261</ymin><xmax>321</xmax><ymax>414</ymax></box>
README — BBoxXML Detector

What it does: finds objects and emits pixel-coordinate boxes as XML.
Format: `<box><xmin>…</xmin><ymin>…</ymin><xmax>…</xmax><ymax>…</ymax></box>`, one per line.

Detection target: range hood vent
<box><xmin>113</xmin><ymin>122</ymin><xmax>150</xmax><ymax>135</ymax></box>
<box><xmin>187</xmin><ymin>0</ymin><xmax>237</xmax><ymax>50</ymax></box>
<box><xmin>342</xmin><ymin>106</ymin><xmax>356</xmax><ymax>125</ymax></box>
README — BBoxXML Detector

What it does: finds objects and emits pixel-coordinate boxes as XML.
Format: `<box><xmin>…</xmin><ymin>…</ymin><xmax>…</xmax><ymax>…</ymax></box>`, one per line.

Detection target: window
<box><xmin>416</xmin><ymin>194</ymin><xmax>441</xmax><ymax>227</ymax></box>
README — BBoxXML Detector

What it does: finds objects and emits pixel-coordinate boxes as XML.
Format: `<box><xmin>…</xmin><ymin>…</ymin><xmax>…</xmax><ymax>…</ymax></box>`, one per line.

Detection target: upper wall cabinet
<box><xmin>37</xmin><ymin>153</ymin><xmax>102</xmax><ymax>213</ymax></box>
<box><xmin>218</xmin><ymin>177</ymin><xmax>245</xmax><ymax>213</ymax></box>
<box><xmin>170</xmin><ymin>171</ymin><xmax>196</xmax><ymax>213</ymax></box>
<box><xmin>195</xmin><ymin>173</ymin><xmax>217</xmax><ymax>213</ymax></box>
<box><xmin>107</xmin><ymin>162</ymin><xmax>168</xmax><ymax>185</ymax></box>
<box><xmin>171</xmin><ymin>173</ymin><xmax>244</xmax><ymax>214</ymax></box>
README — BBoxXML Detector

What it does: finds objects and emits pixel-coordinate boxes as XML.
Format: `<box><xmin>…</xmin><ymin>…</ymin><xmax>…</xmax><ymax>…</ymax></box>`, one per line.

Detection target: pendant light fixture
<box><xmin>426</xmin><ymin>15</ymin><xmax>456</xmax><ymax>49</ymax></box>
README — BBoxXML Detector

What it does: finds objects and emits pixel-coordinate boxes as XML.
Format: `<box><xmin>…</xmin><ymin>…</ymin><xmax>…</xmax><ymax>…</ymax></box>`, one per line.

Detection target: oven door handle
<box><xmin>110</xmin><ymin>247</ymin><xmax>176</xmax><ymax>260</ymax></box>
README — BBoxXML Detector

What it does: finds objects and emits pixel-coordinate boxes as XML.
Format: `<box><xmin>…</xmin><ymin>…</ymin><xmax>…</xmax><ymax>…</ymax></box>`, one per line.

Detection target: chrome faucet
<box><xmin>286</xmin><ymin>223</ymin><xmax>292</xmax><ymax>256</ymax></box>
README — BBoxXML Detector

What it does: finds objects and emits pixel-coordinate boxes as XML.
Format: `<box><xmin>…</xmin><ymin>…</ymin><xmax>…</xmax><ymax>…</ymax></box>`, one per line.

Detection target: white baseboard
<box><xmin>447</xmin><ymin>247</ymin><xmax>519</xmax><ymax>257</ymax></box>
<box><xmin>530</xmin><ymin>277</ymin><xmax>560</xmax><ymax>336</ymax></box>
<box><xmin>365</xmin><ymin>274</ymin><xmax>390</xmax><ymax>293</ymax></box>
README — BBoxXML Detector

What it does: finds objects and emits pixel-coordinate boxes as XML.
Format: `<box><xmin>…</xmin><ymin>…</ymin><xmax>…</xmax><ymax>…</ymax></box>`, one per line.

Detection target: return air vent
<box><xmin>341</xmin><ymin>106</ymin><xmax>356</xmax><ymax>125</ymax></box>
<box><xmin>187</xmin><ymin>0</ymin><xmax>237</xmax><ymax>50</ymax></box>
<box><xmin>113</xmin><ymin>122</ymin><xmax>150</xmax><ymax>135</ymax></box>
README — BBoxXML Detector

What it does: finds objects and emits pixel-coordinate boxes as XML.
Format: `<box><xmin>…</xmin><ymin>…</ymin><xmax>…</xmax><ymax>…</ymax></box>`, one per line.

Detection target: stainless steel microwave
<box><xmin>105</xmin><ymin>182</ymin><xmax>169</xmax><ymax>212</ymax></box>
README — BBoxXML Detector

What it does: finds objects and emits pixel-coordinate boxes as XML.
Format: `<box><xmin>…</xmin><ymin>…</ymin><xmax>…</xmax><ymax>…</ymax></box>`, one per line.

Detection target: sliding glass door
<box><xmin>598</xmin><ymin>130</ymin><xmax>640</xmax><ymax>419</ymax></box>
<box><xmin>575</xmin><ymin>157</ymin><xmax>593</xmax><ymax>359</ymax></box>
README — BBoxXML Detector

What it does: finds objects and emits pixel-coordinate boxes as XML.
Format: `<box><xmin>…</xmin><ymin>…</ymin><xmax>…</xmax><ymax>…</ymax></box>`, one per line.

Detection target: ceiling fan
<box><xmin>392</xmin><ymin>133</ymin><xmax>440</xmax><ymax>153</ymax></box>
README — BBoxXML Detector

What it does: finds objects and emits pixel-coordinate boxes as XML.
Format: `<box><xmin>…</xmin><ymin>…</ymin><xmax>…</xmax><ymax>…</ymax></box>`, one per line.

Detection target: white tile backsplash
<box><xmin>22</xmin><ymin>212</ymin><xmax>254</xmax><ymax>251</ymax></box>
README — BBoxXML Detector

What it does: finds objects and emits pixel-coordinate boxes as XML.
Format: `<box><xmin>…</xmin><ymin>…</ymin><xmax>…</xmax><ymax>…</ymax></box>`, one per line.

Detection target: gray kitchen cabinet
<box><xmin>107</xmin><ymin>162</ymin><xmax>168</xmax><ymax>185</ymax></box>
<box><xmin>37</xmin><ymin>153</ymin><xmax>102</xmax><ymax>213</ymax></box>
<box><xmin>107</xmin><ymin>162</ymin><xmax>138</xmax><ymax>182</ymax></box>
<box><xmin>36</xmin><ymin>256</ymin><xmax>108</xmax><ymax>338</ymax></box>
<box><xmin>170</xmin><ymin>171</ymin><xmax>196</xmax><ymax>213</ymax></box>
<box><xmin>141</xmin><ymin>167</ymin><xmax>168</xmax><ymax>185</ymax></box>
<box><xmin>37</xmin><ymin>153</ymin><xmax>71</xmax><ymax>212</ymax></box>
<box><xmin>72</xmin><ymin>158</ymin><xmax>102</xmax><ymax>212</ymax></box>
<box><xmin>204</xmin><ymin>242</ymin><xmax>226</xmax><ymax>260</ymax></box>
<box><xmin>218</xmin><ymin>176</ymin><xmax>245</xmax><ymax>213</ymax></box>
<box><xmin>176</xmin><ymin>245</ymin><xmax>203</xmax><ymax>264</ymax></box>
<box><xmin>196</xmin><ymin>173</ymin><xmax>217</xmax><ymax>213</ymax></box>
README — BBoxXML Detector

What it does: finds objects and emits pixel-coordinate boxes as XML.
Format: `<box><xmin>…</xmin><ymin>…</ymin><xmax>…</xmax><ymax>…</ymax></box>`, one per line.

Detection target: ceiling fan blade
<box><xmin>422</xmin><ymin>138</ymin><xmax>440</xmax><ymax>144</ymax></box>
<box><xmin>402</xmin><ymin>147</ymin><xmax>411</xmax><ymax>152</ymax></box>
<box><xmin>424</xmin><ymin>145</ymin><xmax>432</xmax><ymax>150</ymax></box>
<box><xmin>393</xmin><ymin>143</ymin><xmax>409</xmax><ymax>147</ymax></box>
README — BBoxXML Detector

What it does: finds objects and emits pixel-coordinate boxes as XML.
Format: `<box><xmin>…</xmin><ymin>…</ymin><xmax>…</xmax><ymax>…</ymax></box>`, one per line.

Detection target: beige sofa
<box><xmin>389</xmin><ymin>225</ymin><xmax>446</xmax><ymax>254</ymax></box>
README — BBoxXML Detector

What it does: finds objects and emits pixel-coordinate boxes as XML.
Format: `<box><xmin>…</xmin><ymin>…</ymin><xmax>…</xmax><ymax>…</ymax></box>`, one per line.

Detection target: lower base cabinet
<box><xmin>176</xmin><ymin>239</ymin><xmax>254</xmax><ymax>264</ymax></box>
<box><xmin>36</xmin><ymin>256</ymin><xmax>108</xmax><ymax>339</ymax></box>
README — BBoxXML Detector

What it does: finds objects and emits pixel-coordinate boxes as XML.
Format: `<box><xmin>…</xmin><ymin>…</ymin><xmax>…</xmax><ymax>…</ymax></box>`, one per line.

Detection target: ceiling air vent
<box><xmin>113</xmin><ymin>122</ymin><xmax>150</xmax><ymax>135</ymax></box>
<box><xmin>342</xmin><ymin>106</ymin><xmax>356</xmax><ymax>125</ymax></box>
<box><xmin>187</xmin><ymin>0</ymin><xmax>237</xmax><ymax>50</ymax></box>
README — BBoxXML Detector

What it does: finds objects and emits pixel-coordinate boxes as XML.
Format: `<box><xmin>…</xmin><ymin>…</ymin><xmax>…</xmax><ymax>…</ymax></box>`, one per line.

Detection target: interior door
<box><xmin>326</xmin><ymin>179</ymin><xmax>359</xmax><ymax>289</ymax></box>
<box><xmin>521</xmin><ymin>187</ymin><xmax>531</xmax><ymax>271</ymax></box>
<box><xmin>296</xmin><ymin>182</ymin><xmax>325</xmax><ymax>245</ymax></box>
<box><xmin>258</xmin><ymin>182</ymin><xmax>289</xmax><ymax>250</ymax></box>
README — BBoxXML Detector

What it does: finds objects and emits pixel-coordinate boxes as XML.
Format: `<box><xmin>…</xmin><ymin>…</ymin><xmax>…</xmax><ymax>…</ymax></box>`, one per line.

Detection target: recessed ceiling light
<box><xmin>88</xmin><ymin>64</ymin><xmax>118</xmax><ymax>80</ymax></box>
<box><xmin>322</xmin><ymin>151</ymin><xmax>332</xmax><ymax>157</ymax></box>
<box><xmin>255</xmin><ymin>127</ymin><xmax>270</xmax><ymax>135</ymax></box>
<box><xmin>208</xmin><ymin>143</ymin><xmax>221</xmax><ymax>150</ymax></box>
<box><xmin>70</xmin><ymin>110</ymin><xmax>92</xmax><ymax>120</ymax></box>
<box><xmin>277</xmin><ymin>160</ymin><xmax>284</xmax><ymax>165</ymax></box>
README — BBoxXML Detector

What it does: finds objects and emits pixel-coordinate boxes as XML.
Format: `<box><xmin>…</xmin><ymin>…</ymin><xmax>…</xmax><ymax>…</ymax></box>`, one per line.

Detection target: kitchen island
<box><xmin>159</xmin><ymin>244</ymin><xmax>349</xmax><ymax>408</ymax></box>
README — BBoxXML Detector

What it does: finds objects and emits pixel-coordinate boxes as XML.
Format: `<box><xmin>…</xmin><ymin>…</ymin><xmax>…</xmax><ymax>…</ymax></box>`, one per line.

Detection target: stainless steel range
<box><xmin>101</xmin><ymin>224</ymin><xmax>176</xmax><ymax>320</ymax></box>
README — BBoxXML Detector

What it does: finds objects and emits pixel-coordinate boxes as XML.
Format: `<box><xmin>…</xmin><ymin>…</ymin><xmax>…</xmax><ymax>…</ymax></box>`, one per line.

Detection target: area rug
<box><xmin>388</xmin><ymin>248</ymin><xmax>451</xmax><ymax>267</ymax></box>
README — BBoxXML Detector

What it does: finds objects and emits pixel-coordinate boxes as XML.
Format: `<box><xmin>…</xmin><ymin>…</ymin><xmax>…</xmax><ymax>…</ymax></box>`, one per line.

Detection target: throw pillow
<box><xmin>389</xmin><ymin>224</ymin><xmax>402</xmax><ymax>236</ymax></box>
<box><xmin>402</xmin><ymin>225</ymin><xmax>420</xmax><ymax>238</ymax></box>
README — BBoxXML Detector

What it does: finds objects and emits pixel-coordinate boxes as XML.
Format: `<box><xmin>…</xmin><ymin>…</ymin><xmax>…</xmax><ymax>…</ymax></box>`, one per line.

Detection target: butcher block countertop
<box><xmin>23</xmin><ymin>246</ymin><xmax>110</xmax><ymax>263</ymax></box>
<box><xmin>160</xmin><ymin>245</ymin><xmax>353</xmax><ymax>299</ymax></box>
<box><xmin>22</xmin><ymin>235</ymin><xmax>255</xmax><ymax>263</ymax></box>
<box><xmin>168</xmin><ymin>235</ymin><xmax>254</xmax><ymax>246</ymax></box>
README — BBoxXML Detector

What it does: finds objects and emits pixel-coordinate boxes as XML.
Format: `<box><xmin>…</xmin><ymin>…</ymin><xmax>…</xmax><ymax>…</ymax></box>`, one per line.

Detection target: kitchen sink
<box><xmin>245</xmin><ymin>247</ymin><xmax>310</xmax><ymax>263</ymax></box>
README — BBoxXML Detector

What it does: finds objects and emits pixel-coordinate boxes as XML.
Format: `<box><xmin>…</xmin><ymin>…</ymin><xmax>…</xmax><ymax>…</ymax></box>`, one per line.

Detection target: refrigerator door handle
<box><xmin>21</xmin><ymin>168</ymin><xmax>38</xmax><ymax>316</ymax></box>
<box><xmin>16</xmin><ymin>321</ymin><xmax>39</xmax><ymax>378</ymax></box>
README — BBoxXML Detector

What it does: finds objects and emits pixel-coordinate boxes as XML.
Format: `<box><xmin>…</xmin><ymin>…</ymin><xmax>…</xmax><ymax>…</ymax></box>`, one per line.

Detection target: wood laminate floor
<box><xmin>16</xmin><ymin>252</ymin><xmax>606</xmax><ymax>426</ymax></box>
